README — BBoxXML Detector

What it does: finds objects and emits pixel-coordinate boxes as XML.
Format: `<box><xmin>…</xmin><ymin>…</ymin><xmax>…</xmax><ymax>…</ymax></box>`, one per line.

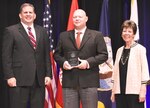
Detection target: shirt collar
<box><xmin>75</xmin><ymin>26</ymin><xmax>87</xmax><ymax>34</ymax></box>
<box><xmin>21</xmin><ymin>22</ymin><xmax>34</xmax><ymax>29</ymax></box>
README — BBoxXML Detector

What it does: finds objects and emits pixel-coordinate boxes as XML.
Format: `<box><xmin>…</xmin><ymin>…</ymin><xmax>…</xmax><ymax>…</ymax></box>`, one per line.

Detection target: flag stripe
<box><xmin>46</xmin><ymin>84</ymin><xmax>54</xmax><ymax>108</ymax></box>
<box><xmin>56</xmin><ymin>69</ymin><xmax>63</xmax><ymax>108</ymax></box>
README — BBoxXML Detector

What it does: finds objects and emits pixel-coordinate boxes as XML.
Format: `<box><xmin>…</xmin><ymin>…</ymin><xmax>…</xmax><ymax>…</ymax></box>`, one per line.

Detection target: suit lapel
<box><xmin>18</xmin><ymin>23</ymin><xmax>38</xmax><ymax>50</ymax></box>
<box><xmin>34</xmin><ymin>25</ymin><xmax>40</xmax><ymax>48</ymax></box>
<box><xmin>69</xmin><ymin>29</ymin><xmax>91</xmax><ymax>49</ymax></box>
<box><xmin>18</xmin><ymin>23</ymin><xmax>34</xmax><ymax>49</ymax></box>
<box><xmin>69</xmin><ymin>30</ymin><xmax>77</xmax><ymax>48</ymax></box>
<box><xmin>80</xmin><ymin>29</ymin><xmax>91</xmax><ymax>49</ymax></box>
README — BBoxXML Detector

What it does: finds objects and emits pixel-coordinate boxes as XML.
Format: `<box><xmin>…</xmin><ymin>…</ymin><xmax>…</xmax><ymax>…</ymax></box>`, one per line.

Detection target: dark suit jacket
<box><xmin>54</xmin><ymin>29</ymin><xmax>108</xmax><ymax>88</ymax></box>
<box><xmin>2</xmin><ymin>23</ymin><xmax>52</xmax><ymax>86</ymax></box>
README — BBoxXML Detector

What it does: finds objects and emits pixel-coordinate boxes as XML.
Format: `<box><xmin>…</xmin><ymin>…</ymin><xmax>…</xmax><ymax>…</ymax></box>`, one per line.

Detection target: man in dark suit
<box><xmin>54</xmin><ymin>9</ymin><xmax>108</xmax><ymax>108</ymax></box>
<box><xmin>2</xmin><ymin>3</ymin><xmax>52</xmax><ymax>108</ymax></box>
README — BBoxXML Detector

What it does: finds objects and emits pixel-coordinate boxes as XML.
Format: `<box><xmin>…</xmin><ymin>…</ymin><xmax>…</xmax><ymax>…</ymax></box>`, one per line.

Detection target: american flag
<box><xmin>43</xmin><ymin>0</ymin><xmax>57</xmax><ymax>108</ymax></box>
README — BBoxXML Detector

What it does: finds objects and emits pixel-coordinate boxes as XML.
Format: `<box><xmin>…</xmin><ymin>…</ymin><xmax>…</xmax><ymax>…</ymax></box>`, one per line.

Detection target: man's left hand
<box><xmin>75</xmin><ymin>58</ymin><xmax>89</xmax><ymax>69</ymax></box>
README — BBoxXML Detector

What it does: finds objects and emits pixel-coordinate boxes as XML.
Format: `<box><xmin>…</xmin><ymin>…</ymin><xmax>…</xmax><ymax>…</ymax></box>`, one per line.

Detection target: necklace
<box><xmin>120</xmin><ymin>42</ymin><xmax>138</xmax><ymax>65</ymax></box>
<box><xmin>120</xmin><ymin>49</ymin><xmax>130</xmax><ymax>65</ymax></box>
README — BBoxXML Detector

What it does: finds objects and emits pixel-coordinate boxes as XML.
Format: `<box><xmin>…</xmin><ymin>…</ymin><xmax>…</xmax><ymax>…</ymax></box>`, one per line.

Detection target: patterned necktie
<box><xmin>27</xmin><ymin>27</ymin><xmax>36</xmax><ymax>49</ymax></box>
<box><xmin>76</xmin><ymin>32</ymin><xmax>81</xmax><ymax>49</ymax></box>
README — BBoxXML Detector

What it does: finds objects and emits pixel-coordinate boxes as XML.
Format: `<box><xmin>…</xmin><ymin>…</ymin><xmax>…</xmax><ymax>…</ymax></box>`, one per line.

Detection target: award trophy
<box><xmin>66</xmin><ymin>51</ymin><xmax>79</xmax><ymax>66</ymax></box>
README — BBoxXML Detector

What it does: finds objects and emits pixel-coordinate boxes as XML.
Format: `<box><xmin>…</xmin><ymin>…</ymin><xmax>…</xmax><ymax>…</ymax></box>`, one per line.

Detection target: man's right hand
<box><xmin>63</xmin><ymin>61</ymin><xmax>73</xmax><ymax>70</ymax></box>
<box><xmin>7</xmin><ymin>77</ymin><xmax>17</xmax><ymax>87</ymax></box>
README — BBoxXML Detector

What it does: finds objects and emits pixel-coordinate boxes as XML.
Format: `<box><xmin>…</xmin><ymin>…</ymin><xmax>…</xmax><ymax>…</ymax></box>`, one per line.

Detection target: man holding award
<box><xmin>54</xmin><ymin>9</ymin><xmax>108</xmax><ymax>108</ymax></box>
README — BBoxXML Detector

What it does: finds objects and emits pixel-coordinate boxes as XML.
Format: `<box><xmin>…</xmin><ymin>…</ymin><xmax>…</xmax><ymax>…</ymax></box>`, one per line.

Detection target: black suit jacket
<box><xmin>2</xmin><ymin>23</ymin><xmax>52</xmax><ymax>86</ymax></box>
<box><xmin>54</xmin><ymin>29</ymin><xmax>108</xmax><ymax>88</ymax></box>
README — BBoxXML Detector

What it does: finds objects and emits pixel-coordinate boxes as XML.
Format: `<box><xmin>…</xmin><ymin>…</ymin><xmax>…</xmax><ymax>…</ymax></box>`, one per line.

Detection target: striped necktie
<box><xmin>27</xmin><ymin>27</ymin><xmax>36</xmax><ymax>49</ymax></box>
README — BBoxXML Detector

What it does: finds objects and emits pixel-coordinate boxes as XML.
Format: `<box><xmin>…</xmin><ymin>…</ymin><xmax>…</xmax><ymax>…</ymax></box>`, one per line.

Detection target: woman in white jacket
<box><xmin>111</xmin><ymin>20</ymin><xmax>149</xmax><ymax>108</ymax></box>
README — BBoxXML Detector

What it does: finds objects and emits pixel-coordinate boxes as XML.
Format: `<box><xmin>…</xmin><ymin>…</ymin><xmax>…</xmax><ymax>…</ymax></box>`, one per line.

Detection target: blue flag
<box><xmin>98</xmin><ymin>0</ymin><xmax>115</xmax><ymax>108</ymax></box>
<box><xmin>99</xmin><ymin>0</ymin><xmax>110</xmax><ymax>36</ymax></box>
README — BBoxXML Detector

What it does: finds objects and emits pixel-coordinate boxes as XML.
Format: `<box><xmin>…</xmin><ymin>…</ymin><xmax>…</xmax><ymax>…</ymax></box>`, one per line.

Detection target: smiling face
<box><xmin>122</xmin><ymin>27</ymin><xmax>135</xmax><ymax>43</ymax></box>
<box><xmin>19</xmin><ymin>4</ymin><xmax>36</xmax><ymax>26</ymax></box>
<box><xmin>121</xmin><ymin>20</ymin><xmax>137</xmax><ymax>44</ymax></box>
<box><xmin>73</xmin><ymin>9</ymin><xmax>88</xmax><ymax>30</ymax></box>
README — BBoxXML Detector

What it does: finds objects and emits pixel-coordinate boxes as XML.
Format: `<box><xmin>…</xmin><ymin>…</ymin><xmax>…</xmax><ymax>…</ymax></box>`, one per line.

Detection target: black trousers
<box><xmin>115</xmin><ymin>94</ymin><xmax>144</xmax><ymax>108</ymax></box>
<box><xmin>8</xmin><ymin>77</ymin><xmax>45</xmax><ymax>108</ymax></box>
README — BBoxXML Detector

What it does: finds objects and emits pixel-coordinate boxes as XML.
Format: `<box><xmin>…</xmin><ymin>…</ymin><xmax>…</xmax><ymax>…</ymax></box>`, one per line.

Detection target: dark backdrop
<box><xmin>0</xmin><ymin>0</ymin><xmax>150</xmax><ymax>108</ymax></box>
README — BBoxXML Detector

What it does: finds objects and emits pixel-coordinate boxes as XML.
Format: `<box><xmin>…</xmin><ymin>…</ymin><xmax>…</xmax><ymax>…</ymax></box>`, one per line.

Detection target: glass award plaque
<box><xmin>66</xmin><ymin>51</ymin><xmax>79</xmax><ymax>66</ymax></box>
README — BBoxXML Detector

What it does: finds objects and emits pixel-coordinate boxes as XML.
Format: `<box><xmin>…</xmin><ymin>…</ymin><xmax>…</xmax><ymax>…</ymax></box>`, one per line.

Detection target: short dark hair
<box><xmin>19</xmin><ymin>3</ymin><xmax>35</xmax><ymax>13</ymax></box>
<box><xmin>121</xmin><ymin>20</ymin><xmax>137</xmax><ymax>35</ymax></box>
